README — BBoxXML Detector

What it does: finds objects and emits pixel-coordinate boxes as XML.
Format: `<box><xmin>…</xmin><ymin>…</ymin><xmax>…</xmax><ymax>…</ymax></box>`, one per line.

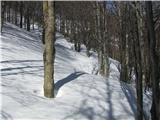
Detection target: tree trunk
<box><xmin>146</xmin><ymin>2</ymin><xmax>160</xmax><ymax>120</ymax></box>
<box><xmin>60</xmin><ymin>17</ymin><xmax>65</xmax><ymax>34</ymax></box>
<box><xmin>43</xmin><ymin>1</ymin><xmax>55</xmax><ymax>98</ymax></box>
<box><xmin>24</xmin><ymin>16</ymin><xmax>26</xmax><ymax>29</ymax></box>
<box><xmin>20</xmin><ymin>1</ymin><xmax>23</xmax><ymax>28</ymax></box>
<box><xmin>103</xmin><ymin>43</ymin><xmax>109</xmax><ymax>76</ymax></box>
<box><xmin>96</xmin><ymin>2</ymin><xmax>104</xmax><ymax>75</ymax></box>
<box><xmin>42</xmin><ymin>28</ymin><xmax>45</xmax><ymax>44</ymax></box>
<box><xmin>26</xmin><ymin>7</ymin><xmax>30</xmax><ymax>31</ymax></box>
<box><xmin>7</xmin><ymin>4</ymin><xmax>10</xmax><ymax>22</ymax></box>
<box><xmin>98</xmin><ymin>49</ymin><xmax>103</xmax><ymax>75</ymax></box>
<box><xmin>1</xmin><ymin>2</ymin><xmax>5</xmax><ymax>32</ymax></box>
<box><xmin>103</xmin><ymin>1</ymin><xmax>109</xmax><ymax>77</ymax></box>
<box><xmin>77</xmin><ymin>42</ymin><xmax>81</xmax><ymax>52</ymax></box>
<box><xmin>135</xmin><ymin>2</ymin><xmax>143</xmax><ymax>120</ymax></box>
<box><xmin>11</xmin><ymin>5</ymin><xmax>14</xmax><ymax>24</ymax></box>
<box><xmin>32</xmin><ymin>12</ymin><xmax>35</xmax><ymax>30</ymax></box>
<box><xmin>144</xmin><ymin>30</ymin><xmax>151</xmax><ymax>92</ymax></box>
<box><xmin>14</xmin><ymin>2</ymin><xmax>18</xmax><ymax>26</ymax></box>
<box><xmin>118</xmin><ymin>3</ymin><xmax>128</xmax><ymax>82</ymax></box>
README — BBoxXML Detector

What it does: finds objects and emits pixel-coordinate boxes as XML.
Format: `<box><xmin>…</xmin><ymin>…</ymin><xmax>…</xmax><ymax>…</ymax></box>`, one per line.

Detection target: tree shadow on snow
<box><xmin>1</xmin><ymin>110</ymin><xmax>13</xmax><ymax>120</ymax></box>
<box><xmin>0</xmin><ymin>60</ymin><xmax>42</xmax><ymax>64</ymax></box>
<box><xmin>63</xmin><ymin>78</ymin><xmax>117</xmax><ymax>120</ymax></box>
<box><xmin>54</xmin><ymin>72</ymin><xmax>86</xmax><ymax>97</ymax></box>
<box><xmin>120</xmin><ymin>82</ymin><xmax>136</xmax><ymax>116</ymax></box>
<box><xmin>1</xmin><ymin>60</ymin><xmax>43</xmax><ymax>77</ymax></box>
<box><xmin>63</xmin><ymin>99</ymin><xmax>96</xmax><ymax>120</ymax></box>
<box><xmin>106</xmin><ymin>79</ymin><xmax>116</xmax><ymax>120</ymax></box>
<box><xmin>121</xmin><ymin>82</ymin><xmax>151</xmax><ymax>119</ymax></box>
<box><xmin>3</xmin><ymin>24</ymin><xmax>39</xmax><ymax>40</ymax></box>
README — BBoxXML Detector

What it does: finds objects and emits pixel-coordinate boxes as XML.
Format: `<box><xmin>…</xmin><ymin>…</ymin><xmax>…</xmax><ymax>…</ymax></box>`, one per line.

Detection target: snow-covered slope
<box><xmin>0</xmin><ymin>23</ymin><xmax>135</xmax><ymax>120</ymax></box>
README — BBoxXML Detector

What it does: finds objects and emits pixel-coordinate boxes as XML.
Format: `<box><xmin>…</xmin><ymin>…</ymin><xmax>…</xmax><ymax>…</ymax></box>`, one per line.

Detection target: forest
<box><xmin>0</xmin><ymin>1</ymin><xmax>160</xmax><ymax>120</ymax></box>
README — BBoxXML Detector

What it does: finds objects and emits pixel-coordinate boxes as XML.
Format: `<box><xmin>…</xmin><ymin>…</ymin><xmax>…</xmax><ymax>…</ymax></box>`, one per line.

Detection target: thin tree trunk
<box><xmin>1</xmin><ymin>2</ymin><xmax>5</xmax><ymax>32</ymax></box>
<box><xmin>60</xmin><ymin>16</ymin><xmax>65</xmax><ymax>34</ymax></box>
<box><xmin>96</xmin><ymin>2</ymin><xmax>103</xmax><ymax>75</ymax></box>
<box><xmin>14</xmin><ymin>2</ymin><xmax>18</xmax><ymax>26</ymax></box>
<box><xmin>26</xmin><ymin>7</ymin><xmax>30</xmax><ymax>31</ymax></box>
<box><xmin>7</xmin><ymin>4</ymin><xmax>10</xmax><ymax>22</ymax></box>
<box><xmin>119</xmin><ymin>5</ymin><xmax>128</xmax><ymax>82</ymax></box>
<box><xmin>24</xmin><ymin>16</ymin><xmax>26</xmax><ymax>29</ymax></box>
<box><xmin>135</xmin><ymin>2</ymin><xmax>143</xmax><ymax>120</ymax></box>
<box><xmin>20</xmin><ymin>1</ymin><xmax>23</xmax><ymax>28</ymax></box>
<box><xmin>103</xmin><ymin>43</ymin><xmax>109</xmax><ymax>76</ymax></box>
<box><xmin>103</xmin><ymin>1</ymin><xmax>109</xmax><ymax>77</ymax></box>
<box><xmin>146</xmin><ymin>2</ymin><xmax>160</xmax><ymax>120</ymax></box>
<box><xmin>32</xmin><ymin>12</ymin><xmax>35</xmax><ymax>30</ymax></box>
<box><xmin>42</xmin><ymin>28</ymin><xmax>45</xmax><ymax>44</ymax></box>
<box><xmin>11</xmin><ymin>6</ymin><xmax>14</xmax><ymax>24</ymax></box>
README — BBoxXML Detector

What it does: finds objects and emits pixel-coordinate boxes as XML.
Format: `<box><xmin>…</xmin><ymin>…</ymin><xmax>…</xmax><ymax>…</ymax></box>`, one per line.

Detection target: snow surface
<box><xmin>0</xmin><ymin>23</ymin><xmax>139</xmax><ymax>120</ymax></box>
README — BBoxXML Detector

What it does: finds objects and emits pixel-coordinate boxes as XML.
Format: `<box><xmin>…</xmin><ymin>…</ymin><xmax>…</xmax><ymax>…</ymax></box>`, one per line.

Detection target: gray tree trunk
<box><xmin>118</xmin><ymin>3</ymin><xmax>128</xmax><ymax>82</ymax></box>
<box><xmin>135</xmin><ymin>2</ymin><xmax>143</xmax><ymax>120</ymax></box>
<box><xmin>103</xmin><ymin>1</ymin><xmax>109</xmax><ymax>77</ymax></box>
<box><xmin>20</xmin><ymin>1</ymin><xmax>23</xmax><ymax>28</ymax></box>
<box><xmin>1</xmin><ymin>1</ymin><xmax>5</xmax><ymax>32</ymax></box>
<box><xmin>43</xmin><ymin>1</ymin><xmax>55</xmax><ymax>98</ymax></box>
<box><xmin>26</xmin><ymin>7</ymin><xmax>30</xmax><ymax>31</ymax></box>
<box><xmin>96</xmin><ymin>2</ymin><xmax>103</xmax><ymax>75</ymax></box>
<box><xmin>146</xmin><ymin>2</ymin><xmax>160</xmax><ymax>120</ymax></box>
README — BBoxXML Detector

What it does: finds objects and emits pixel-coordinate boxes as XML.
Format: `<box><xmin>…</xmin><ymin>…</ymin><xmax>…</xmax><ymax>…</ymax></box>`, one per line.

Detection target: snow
<box><xmin>0</xmin><ymin>22</ymin><xmax>143</xmax><ymax>120</ymax></box>
<box><xmin>143</xmin><ymin>91</ymin><xmax>152</xmax><ymax>120</ymax></box>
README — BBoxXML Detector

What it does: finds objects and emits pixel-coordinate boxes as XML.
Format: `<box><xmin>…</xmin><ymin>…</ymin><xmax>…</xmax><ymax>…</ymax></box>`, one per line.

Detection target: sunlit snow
<box><xmin>0</xmin><ymin>23</ymin><xmax>150</xmax><ymax>120</ymax></box>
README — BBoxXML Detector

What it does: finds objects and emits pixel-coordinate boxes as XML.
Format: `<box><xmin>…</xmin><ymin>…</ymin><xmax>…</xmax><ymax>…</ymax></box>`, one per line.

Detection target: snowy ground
<box><xmin>0</xmin><ymin>23</ymin><xmax>141</xmax><ymax>120</ymax></box>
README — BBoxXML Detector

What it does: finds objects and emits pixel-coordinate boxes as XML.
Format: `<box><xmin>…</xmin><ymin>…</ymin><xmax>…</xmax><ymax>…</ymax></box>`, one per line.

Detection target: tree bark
<box><xmin>14</xmin><ymin>2</ymin><xmax>18</xmax><ymax>26</ymax></box>
<box><xmin>135</xmin><ymin>2</ymin><xmax>143</xmax><ymax>120</ymax></box>
<box><xmin>26</xmin><ymin>6</ymin><xmax>30</xmax><ymax>31</ymax></box>
<box><xmin>103</xmin><ymin>1</ymin><xmax>109</xmax><ymax>77</ymax></box>
<box><xmin>146</xmin><ymin>2</ymin><xmax>160</xmax><ymax>120</ymax></box>
<box><xmin>43</xmin><ymin>1</ymin><xmax>55</xmax><ymax>98</ymax></box>
<box><xmin>1</xmin><ymin>1</ymin><xmax>5</xmax><ymax>32</ymax></box>
<box><xmin>119</xmin><ymin>3</ymin><xmax>128</xmax><ymax>82</ymax></box>
<box><xmin>7</xmin><ymin>3</ymin><xmax>10</xmax><ymax>22</ymax></box>
<box><xmin>96</xmin><ymin>2</ymin><xmax>104</xmax><ymax>75</ymax></box>
<box><xmin>20</xmin><ymin>1</ymin><xmax>23</xmax><ymax>28</ymax></box>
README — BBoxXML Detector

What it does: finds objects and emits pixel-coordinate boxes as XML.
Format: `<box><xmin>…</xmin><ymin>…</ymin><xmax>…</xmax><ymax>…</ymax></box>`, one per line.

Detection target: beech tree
<box><xmin>43</xmin><ymin>1</ymin><xmax>55</xmax><ymax>98</ymax></box>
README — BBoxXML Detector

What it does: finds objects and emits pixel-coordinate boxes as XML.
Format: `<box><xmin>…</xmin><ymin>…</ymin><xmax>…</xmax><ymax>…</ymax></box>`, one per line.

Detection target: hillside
<box><xmin>0</xmin><ymin>23</ymin><xmax>136</xmax><ymax>120</ymax></box>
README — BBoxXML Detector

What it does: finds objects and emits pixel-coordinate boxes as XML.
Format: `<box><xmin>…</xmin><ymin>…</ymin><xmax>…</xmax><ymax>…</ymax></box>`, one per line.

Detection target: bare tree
<box><xmin>43</xmin><ymin>1</ymin><xmax>55</xmax><ymax>98</ymax></box>
<box><xmin>146</xmin><ymin>1</ymin><xmax>160</xmax><ymax>120</ymax></box>
<box><xmin>20</xmin><ymin>1</ymin><xmax>23</xmax><ymax>28</ymax></box>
